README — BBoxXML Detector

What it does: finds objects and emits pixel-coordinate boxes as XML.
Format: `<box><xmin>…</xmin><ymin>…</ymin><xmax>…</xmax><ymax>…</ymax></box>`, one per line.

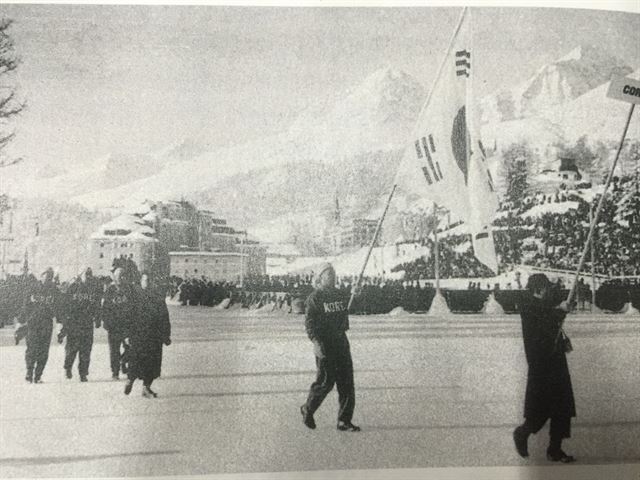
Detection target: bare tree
<box><xmin>0</xmin><ymin>18</ymin><xmax>24</xmax><ymax>168</ymax></box>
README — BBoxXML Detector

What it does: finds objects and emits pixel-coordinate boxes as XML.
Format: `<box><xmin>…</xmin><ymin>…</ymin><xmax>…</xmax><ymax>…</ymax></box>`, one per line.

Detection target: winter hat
<box><xmin>315</xmin><ymin>262</ymin><xmax>334</xmax><ymax>278</ymax></box>
<box><xmin>526</xmin><ymin>273</ymin><xmax>550</xmax><ymax>293</ymax></box>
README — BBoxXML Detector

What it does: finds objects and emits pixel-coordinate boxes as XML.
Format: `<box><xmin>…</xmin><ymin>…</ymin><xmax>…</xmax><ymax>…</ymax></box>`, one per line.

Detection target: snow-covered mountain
<box><xmin>4</xmin><ymin>45</ymin><xmax>639</xmax><ymax>219</ymax></box>
<box><xmin>289</xmin><ymin>67</ymin><xmax>425</xmax><ymax>156</ymax></box>
<box><xmin>480</xmin><ymin>67</ymin><xmax>640</xmax><ymax>169</ymax></box>
<box><xmin>480</xmin><ymin>44</ymin><xmax>633</xmax><ymax>124</ymax></box>
<box><xmin>29</xmin><ymin>67</ymin><xmax>425</xmax><ymax>209</ymax></box>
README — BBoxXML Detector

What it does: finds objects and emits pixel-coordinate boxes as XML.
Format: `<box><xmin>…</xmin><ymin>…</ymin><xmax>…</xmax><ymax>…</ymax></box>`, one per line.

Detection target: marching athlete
<box><xmin>300</xmin><ymin>263</ymin><xmax>360</xmax><ymax>432</ymax></box>
<box><xmin>60</xmin><ymin>267</ymin><xmax>101</xmax><ymax>382</ymax></box>
<box><xmin>20</xmin><ymin>268</ymin><xmax>61</xmax><ymax>383</ymax></box>
<box><xmin>513</xmin><ymin>273</ymin><xmax>576</xmax><ymax>463</ymax></box>
<box><xmin>101</xmin><ymin>267</ymin><xmax>134</xmax><ymax>380</ymax></box>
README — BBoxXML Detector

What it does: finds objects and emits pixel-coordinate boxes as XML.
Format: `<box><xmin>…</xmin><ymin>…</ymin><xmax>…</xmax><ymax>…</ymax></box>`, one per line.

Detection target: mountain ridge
<box><xmin>4</xmin><ymin>45</ymin><xmax>638</xmax><ymax>226</ymax></box>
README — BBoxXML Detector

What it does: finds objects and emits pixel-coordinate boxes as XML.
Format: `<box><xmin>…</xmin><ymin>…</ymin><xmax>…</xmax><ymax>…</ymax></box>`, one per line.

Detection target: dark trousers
<box><xmin>26</xmin><ymin>329</ymin><xmax>53</xmax><ymax>380</ymax></box>
<box><xmin>64</xmin><ymin>329</ymin><xmax>94</xmax><ymax>376</ymax></box>
<box><xmin>107</xmin><ymin>331</ymin><xmax>129</xmax><ymax>376</ymax></box>
<box><xmin>15</xmin><ymin>324</ymin><xmax>28</xmax><ymax>344</ymax></box>
<box><xmin>127</xmin><ymin>374</ymin><xmax>154</xmax><ymax>388</ymax></box>
<box><xmin>305</xmin><ymin>338</ymin><xmax>355</xmax><ymax>423</ymax></box>
<box><xmin>522</xmin><ymin>415</ymin><xmax>571</xmax><ymax>445</ymax></box>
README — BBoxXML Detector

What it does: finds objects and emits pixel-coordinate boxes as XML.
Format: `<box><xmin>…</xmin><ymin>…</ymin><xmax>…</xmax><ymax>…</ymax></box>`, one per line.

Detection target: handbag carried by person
<box><xmin>555</xmin><ymin>327</ymin><xmax>573</xmax><ymax>353</ymax></box>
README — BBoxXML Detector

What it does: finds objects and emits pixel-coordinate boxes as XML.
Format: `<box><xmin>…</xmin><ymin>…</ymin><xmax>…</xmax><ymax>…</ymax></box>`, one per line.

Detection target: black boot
<box><xmin>337</xmin><ymin>421</ymin><xmax>361</xmax><ymax>432</ymax></box>
<box><xmin>547</xmin><ymin>438</ymin><xmax>575</xmax><ymax>463</ymax></box>
<box><xmin>546</xmin><ymin>448</ymin><xmax>576</xmax><ymax>463</ymax></box>
<box><xmin>513</xmin><ymin>426</ymin><xmax>529</xmax><ymax>458</ymax></box>
<box><xmin>124</xmin><ymin>379</ymin><xmax>134</xmax><ymax>395</ymax></box>
<box><xmin>142</xmin><ymin>385</ymin><xmax>156</xmax><ymax>398</ymax></box>
<box><xmin>300</xmin><ymin>405</ymin><xmax>316</xmax><ymax>430</ymax></box>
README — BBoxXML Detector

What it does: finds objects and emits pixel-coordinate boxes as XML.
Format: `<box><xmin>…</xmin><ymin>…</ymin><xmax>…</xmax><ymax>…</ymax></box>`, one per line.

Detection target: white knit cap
<box><xmin>315</xmin><ymin>262</ymin><xmax>334</xmax><ymax>278</ymax></box>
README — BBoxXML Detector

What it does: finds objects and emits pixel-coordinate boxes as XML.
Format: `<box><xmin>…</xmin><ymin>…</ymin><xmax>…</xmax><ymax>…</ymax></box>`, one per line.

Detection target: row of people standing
<box><xmin>16</xmin><ymin>266</ymin><xmax>171</xmax><ymax>397</ymax></box>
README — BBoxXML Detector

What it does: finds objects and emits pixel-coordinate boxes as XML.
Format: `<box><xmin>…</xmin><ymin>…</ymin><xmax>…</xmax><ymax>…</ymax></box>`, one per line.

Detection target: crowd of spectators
<box><xmin>495</xmin><ymin>176</ymin><xmax>639</xmax><ymax>276</ymax></box>
<box><xmin>2</xmin><ymin>177</ymin><xmax>637</xmax><ymax>320</ymax></box>
<box><xmin>169</xmin><ymin>274</ymin><xmax>439</xmax><ymax>314</ymax></box>
<box><xmin>392</xmin><ymin>235</ymin><xmax>494</xmax><ymax>280</ymax></box>
<box><xmin>396</xmin><ymin>175</ymin><xmax>639</xmax><ymax>279</ymax></box>
<box><xmin>167</xmin><ymin>271</ymin><xmax>640</xmax><ymax>313</ymax></box>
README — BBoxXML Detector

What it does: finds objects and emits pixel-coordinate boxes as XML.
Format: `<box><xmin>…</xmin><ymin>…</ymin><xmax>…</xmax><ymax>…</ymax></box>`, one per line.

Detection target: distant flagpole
<box><xmin>433</xmin><ymin>204</ymin><xmax>440</xmax><ymax>293</ymax></box>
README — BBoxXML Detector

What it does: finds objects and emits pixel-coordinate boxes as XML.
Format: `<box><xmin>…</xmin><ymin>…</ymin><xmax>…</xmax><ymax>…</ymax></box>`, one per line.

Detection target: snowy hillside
<box><xmin>4</xmin><ymin>67</ymin><xmax>418</xmax><ymax>210</ymax></box>
<box><xmin>479</xmin><ymin>44</ymin><xmax>633</xmax><ymax>124</ymax></box>
<box><xmin>542</xmin><ymin>68</ymin><xmax>640</xmax><ymax>144</ymax></box>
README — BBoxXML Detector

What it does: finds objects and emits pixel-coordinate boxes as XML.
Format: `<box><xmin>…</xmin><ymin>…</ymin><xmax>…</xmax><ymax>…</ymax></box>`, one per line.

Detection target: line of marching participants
<box><xmin>15</xmin><ymin>266</ymin><xmax>171</xmax><ymax>398</ymax></box>
<box><xmin>15</xmin><ymin>262</ymin><xmax>577</xmax><ymax>462</ymax></box>
<box><xmin>298</xmin><ymin>263</ymin><xmax>577</xmax><ymax>462</ymax></box>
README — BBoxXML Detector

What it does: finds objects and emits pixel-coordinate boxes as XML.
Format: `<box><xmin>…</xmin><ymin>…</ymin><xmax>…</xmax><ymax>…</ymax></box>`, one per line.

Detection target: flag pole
<box><xmin>433</xmin><ymin>203</ymin><xmax>440</xmax><ymax>293</ymax></box>
<box><xmin>348</xmin><ymin>184</ymin><xmax>397</xmax><ymax>311</ymax></box>
<box><xmin>589</xmin><ymin>204</ymin><xmax>596</xmax><ymax>311</ymax></box>
<box><xmin>565</xmin><ymin>103</ymin><xmax>635</xmax><ymax>307</ymax></box>
<box><xmin>411</xmin><ymin>7</ymin><xmax>468</xmax><ymax>131</ymax></box>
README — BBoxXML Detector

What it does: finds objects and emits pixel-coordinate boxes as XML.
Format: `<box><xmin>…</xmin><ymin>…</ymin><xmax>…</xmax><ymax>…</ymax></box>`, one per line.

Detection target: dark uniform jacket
<box><xmin>128</xmin><ymin>287</ymin><xmax>171</xmax><ymax>380</ymax></box>
<box><xmin>101</xmin><ymin>283</ymin><xmax>134</xmax><ymax>336</ymax></box>
<box><xmin>20</xmin><ymin>281</ymin><xmax>61</xmax><ymax>338</ymax></box>
<box><xmin>305</xmin><ymin>287</ymin><xmax>350</xmax><ymax>346</ymax></box>
<box><xmin>520</xmin><ymin>295</ymin><xmax>576</xmax><ymax>419</ymax></box>
<box><xmin>65</xmin><ymin>279</ymin><xmax>101</xmax><ymax>331</ymax></box>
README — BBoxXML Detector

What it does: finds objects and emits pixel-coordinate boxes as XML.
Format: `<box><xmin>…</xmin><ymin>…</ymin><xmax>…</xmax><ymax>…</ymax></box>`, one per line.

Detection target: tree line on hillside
<box><xmin>501</xmin><ymin>136</ymin><xmax>640</xmax><ymax>208</ymax></box>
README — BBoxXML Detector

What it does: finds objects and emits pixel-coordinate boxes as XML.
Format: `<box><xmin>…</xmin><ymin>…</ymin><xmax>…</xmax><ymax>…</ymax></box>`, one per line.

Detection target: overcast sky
<box><xmin>0</xmin><ymin>4</ymin><xmax>638</xmax><ymax>172</ymax></box>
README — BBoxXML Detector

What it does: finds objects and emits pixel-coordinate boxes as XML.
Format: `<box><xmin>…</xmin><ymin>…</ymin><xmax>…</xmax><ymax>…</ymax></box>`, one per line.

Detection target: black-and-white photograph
<box><xmin>0</xmin><ymin>2</ymin><xmax>638</xmax><ymax>479</ymax></box>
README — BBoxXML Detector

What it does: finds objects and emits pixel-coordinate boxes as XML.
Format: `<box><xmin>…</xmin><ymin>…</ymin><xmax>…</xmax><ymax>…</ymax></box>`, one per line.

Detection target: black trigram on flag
<box><xmin>414</xmin><ymin>134</ymin><xmax>443</xmax><ymax>185</ymax></box>
<box><xmin>455</xmin><ymin>50</ymin><xmax>470</xmax><ymax>77</ymax></box>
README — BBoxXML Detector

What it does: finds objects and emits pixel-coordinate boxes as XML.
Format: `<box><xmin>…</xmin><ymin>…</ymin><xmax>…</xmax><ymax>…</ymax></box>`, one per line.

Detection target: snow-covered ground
<box><xmin>520</xmin><ymin>201</ymin><xmax>580</xmax><ymax>219</ymax></box>
<box><xmin>0</xmin><ymin>307</ymin><xmax>638</xmax><ymax>478</ymax></box>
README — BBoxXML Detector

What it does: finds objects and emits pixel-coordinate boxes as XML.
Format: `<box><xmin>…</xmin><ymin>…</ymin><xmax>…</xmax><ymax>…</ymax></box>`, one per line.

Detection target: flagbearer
<box><xmin>513</xmin><ymin>273</ymin><xmax>576</xmax><ymax>463</ymax></box>
<box><xmin>300</xmin><ymin>263</ymin><xmax>361</xmax><ymax>432</ymax></box>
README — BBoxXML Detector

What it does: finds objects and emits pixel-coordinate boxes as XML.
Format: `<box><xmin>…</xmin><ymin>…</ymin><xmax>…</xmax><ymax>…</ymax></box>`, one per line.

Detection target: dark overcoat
<box><xmin>520</xmin><ymin>295</ymin><xmax>576</xmax><ymax>419</ymax></box>
<box><xmin>21</xmin><ymin>281</ymin><xmax>61</xmax><ymax>342</ymax></box>
<box><xmin>128</xmin><ymin>288</ymin><xmax>171</xmax><ymax>381</ymax></box>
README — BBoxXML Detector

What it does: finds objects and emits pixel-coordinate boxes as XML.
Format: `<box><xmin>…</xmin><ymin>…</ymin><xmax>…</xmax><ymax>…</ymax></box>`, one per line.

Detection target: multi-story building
<box><xmin>89</xmin><ymin>214</ymin><xmax>158</xmax><ymax>276</ymax></box>
<box><xmin>338</xmin><ymin>218</ymin><xmax>379</xmax><ymax>251</ymax></box>
<box><xmin>238</xmin><ymin>237</ymin><xmax>267</xmax><ymax>277</ymax></box>
<box><xmin>88</xmin><ymin>200</ymin><xmax>266</xmax><ymax>280</ymax></box>
<box><xmin>197</xmin><ymin>210</ymin><xmax>238</xmax><ymax>252</ymax></box>
<box><xmin>168</xmin><ymin>251</ymin><xmax>248</xmax><ymax>282</ymax></box>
